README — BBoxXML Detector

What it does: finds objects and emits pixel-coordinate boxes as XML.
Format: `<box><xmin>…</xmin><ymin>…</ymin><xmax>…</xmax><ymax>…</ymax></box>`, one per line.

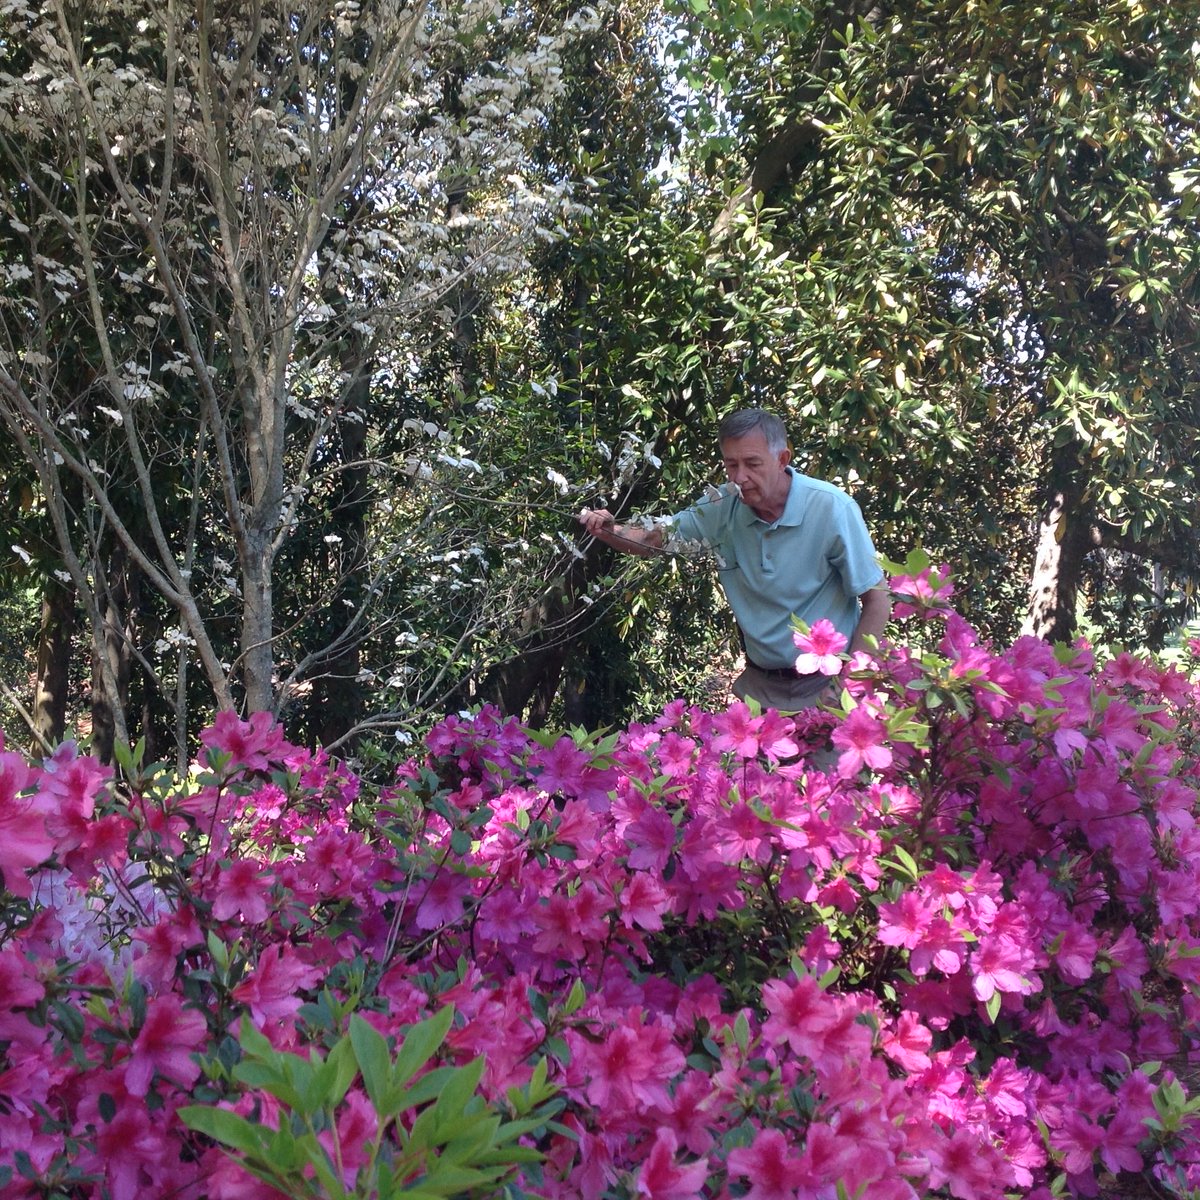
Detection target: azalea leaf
<box><xmin>349</xmin><ymin>1013</ymin><xmax>393</xmax><ymax>1114</ymax></box>
<box><xmin>985</xmin><ymin>991</ymin><xmax>1002</xmax><ymax>1024</ymax></box>
<box><xmin>178</xmin><ymin>1106</ymin><xmax>271</xmax><ymax>1157</ymax></box>
<box><xmin>391</xmin><ymin>1006</ymin><xmax>456</xmax><ymax>1093</ymax></box>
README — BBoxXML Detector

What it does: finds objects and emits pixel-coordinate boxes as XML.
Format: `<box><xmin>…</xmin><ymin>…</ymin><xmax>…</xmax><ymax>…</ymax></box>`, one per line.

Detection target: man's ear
<box><xmin>778</xmin><ymin>447</ymin><xmax>793</xmax><ymax>469</ymax></box>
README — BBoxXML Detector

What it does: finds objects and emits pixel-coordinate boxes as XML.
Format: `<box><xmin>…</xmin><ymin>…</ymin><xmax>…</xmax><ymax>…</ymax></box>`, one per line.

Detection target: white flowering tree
<box><xmin>0</xmin><ymin>0</ymin><xmax>589</xmax><ymax>755</ymax></box>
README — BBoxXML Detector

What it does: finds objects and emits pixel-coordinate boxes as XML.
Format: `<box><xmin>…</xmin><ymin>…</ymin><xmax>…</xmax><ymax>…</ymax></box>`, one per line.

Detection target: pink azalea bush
<box><xmin>2</xmin><ymin>560</ymin><xmax>1200</xmax><ymax>1198</ymax></box>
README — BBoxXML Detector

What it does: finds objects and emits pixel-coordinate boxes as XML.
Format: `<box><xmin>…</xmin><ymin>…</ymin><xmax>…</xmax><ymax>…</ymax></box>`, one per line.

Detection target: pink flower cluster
<box><xmin>891</xmin><ymin>561</ymin><xmax>955</xmax><ymax>620</ymax></box>
<box><xmin>2</xmin><ymin>569</ymin><xmax>1200</xmax><ymax>1199</ymax></box>
<box><xmin>793</xmin><ymin>618</ymin><xmax>848</xmax><ymax>676</ymax></box>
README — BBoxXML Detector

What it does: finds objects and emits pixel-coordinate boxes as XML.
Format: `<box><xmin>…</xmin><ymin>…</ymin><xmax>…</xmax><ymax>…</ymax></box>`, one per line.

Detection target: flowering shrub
<box><xmin>3</xmin><ymin>563</ymin><xmax>1200</xmax><ymax>1198</ymax></box>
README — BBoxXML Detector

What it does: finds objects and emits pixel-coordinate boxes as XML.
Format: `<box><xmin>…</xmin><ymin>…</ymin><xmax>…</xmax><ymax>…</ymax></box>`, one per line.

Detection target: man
<box><xmin>578</xmin><ymin>409</ymin><xmax>890</xmax><ymax>710</ymax></box>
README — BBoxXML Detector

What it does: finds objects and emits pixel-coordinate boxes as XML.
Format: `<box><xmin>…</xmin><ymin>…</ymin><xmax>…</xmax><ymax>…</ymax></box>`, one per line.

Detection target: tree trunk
<box><xmin>34</xmin><ymin>576</ymin><xmax>75</xmax><ymax>747</ymax></box>
<box><xmin>313</xmin><ymin>372</ymin><xmax>371</xmax><ymax>747</ymax></box>
<box><xmin>90</xmin><ymin>544</ymin><xmax>135</xmax><ymax>762</ymax></box>
<box><xmin>1022</xmin><ymin>448</ymin><xmax>1089</xmax><ymax>643</ymax></box>
<box><xmin>474</xmin><ymin>540</ymin><xmax>610</xmax><ymax>723</ymax></box>
<box><xmin>241</xmin><ymin>526</ymin><xmax>276</xmax><ymax>715</ymax></box>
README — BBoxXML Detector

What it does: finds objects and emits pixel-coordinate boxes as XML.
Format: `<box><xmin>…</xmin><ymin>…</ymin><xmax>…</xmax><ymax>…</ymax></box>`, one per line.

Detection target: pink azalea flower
<box><xmin>756</xmin><ymin>710</ymin><xmax>799</xmax><ymax>764</ymax></box>
<box><xmin>655</xmin><ymin>732</ymin><xmax>698</xmax><ymax>778</ymax></box>
<box><xmin>1048</xmin><ymin>1110</ymin><xmax>1106</xmax><ymax>1176</ymax></box>
<box><xmin>475</xmin><ymin>884</ymin><xmax>539</xmax><ymax>946</ymax></box>
<box><xmin>132</xmin><ymin>907</ymin><xmax>204</xmax><ymax>988</ymax></box>
<box><xmin>570</xmin><ymin>1013</ymin><xmax>684</xmax><ymax>1114</ymax></box>
<box><xmin>414</xmin><ymin>869</ymin><xmax>472</xmax><ymax>930</ymax></box>
<box><xmin>0</xmin><ymin>1112</ymin><xmax>59</xmax><ymax>1194</ymax></box>
<box><xmin>231</xmin><ymin>945</ymin><xmax>323</xmax><ymax>1025</ymax></box>
<box><xmin>0</xmin><ymin>949</ymin><xmax>45</xmax><ymax>1010</ymax></box>
<box><xmin>1099</xmin><ymin>1106</ymin><xmax>1145</xmax><ymax>1175</ymax></box>
<box><xmin>881</xmin><ymin>1010</ymin><xmax>933</xmax><ymax>1073</ymax></box>
<box><xmin>1053</xmin><ymin>922</ymin><xmax>1099</xmax><ymax>984</ymax></box>
<box><xmin>926</xmin><ymin>1127</ymin><xmax>1011</xmax><ymax>1200</ymax></box>
<box><xmin>533</xmin><ymin>881</ymin><xmax>609</xmax><ymax>959</ymax></box>
<box><xmin>815</xmin><ymin>875</ymin><xmax>858</xmax><ymax>914</ymax></box>
<box><xmin>1153</xmin><ymin>866</ymin><xmax>1200</xmax><ymax>925</ymax></box>
<box><xmin>1163</xmin><ymin>935</ymin><xmax>1200</xmax><ymax>987</ymax></box>
<box><xmin>210</xmin><ymin>857</ymin><xmax>272</xmax><ymax>925</ymax></box>
<box><xmin>890</xmin><ymin>564</ymin><xmax>954</xmax><ymax>619</ymax></box>
<box><xmin>555</xmin><ymin>799</ymin><xmax>601</xmax><ymax>863</ymax></box>
<box><xmin>800</xmin><ymin>925</ymin><xmax>840</xmax><ymax>975</ymax></box>
<box><xmin>635</xmin><ymin>1128</ymin><xmax>708</xmax><ymax>1200</ymax></box>
<box><xmin>710</xmin><ymin>703</ymin><xmax>762</xmax><ymax>758</ymax></box>
<box><xmin>830</xmin><ymin>707</ymin><xmax>892</xmax><ymax>778</ymax></box>
<box><xmin>626</xmin><ymin>805</ymin><xmax>679</xmax><ymax>872</ymax></box>
<box><xmin>714</xmin><ymin>802</ymin><xmax>771</xmax><ymax>864</ymax></box>
<box><xmin>200</xmin><ymin>710</ymin><xmax>287</xmax><ymax>772</ymax></box>
<box><xmin>532</xmin><ymin>736</ymin><xmax>591</xmax><ymax>796</ymax></box>
<box><xmin>1104</xmin><ymin>925</ymin><xmax>1149</xmax><ymax>990</ymax></box>
<box><xmin>568</xmin><ymin>1123</ymin><xmax>618</xmax><ymax>1200</ymax></box>
<box><xmin>726</xmin><ymin>1128</ymin><xmax>810</xmax><ymax>1200</ymax></box>
<box><xmin>908</xmin><ymin>916</ymin><xmax>968</xmax><ymax>977</ymax></box>
<box><xmin>0</xmin><ymin>751</ymin><xmax>53</xmax><ymax>897</ymax></box>
<box><xmin>659</xmin><ymin>1070</ymin><xmax>717</xmax><ymax>1156</ymax></box>
<box><xmin>78</xmin><ymin>1102</ymin><xmax>170</xmax><ymax>1200</ymax></box>
<box><xmin>619</xmin><ymin>872</ymin><xmax>672</xmax><ymax>931</ymax></box>
<box><xmin>798</xmin><ymin>1122</ymin><xmax>882</xmax><ymax>1194</ymax></box>
<box><xmin>876</xmin><ymin>891</ymin><xmax>933</xmax><ymax>950</ymax></box>
<box><xmin>125</xmin><ymin>994</ymin><xmax>208</xmax><ymax>1096</ymax></box>
<box><xmin>761</xmin><ymin>975</ymin><xmax>835</xmax><ymax>1054</ymax></box>
<box><xmin>793</xmin><ymin>619</ymin><xmax>848</xmax><ymax>676</ymax></box>
<box><xmin>66</xmin><ymin>812</ymin><xmax>131</xmax><ymax>879</ymax></box>
<box><xmin>939</xmin><ymin>612</ymin><xmax>994</xmax><ymax>679</ymax></box>
<box><xmin>970</xmin><ymin>933</ymin><xmax>1033</xmax><ymax>1002</ymax></box>
<box><xmin>39</xmin><ymin>745</ymin><xmax>107</xmax><ymax>852</ymax></box>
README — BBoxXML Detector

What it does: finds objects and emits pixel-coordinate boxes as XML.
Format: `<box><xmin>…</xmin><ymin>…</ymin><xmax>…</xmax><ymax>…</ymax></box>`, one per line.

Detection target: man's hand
<box><xmin>850</xmin><ymin>584</ymin><xmax>891</xmax><ymax>654</ymax></box>
<box><xmin>577</xmin><ymin>508</ymin><xmax>664</xmax><ymax>557</ymax></box>
<box><xmin>577</xmin><ymin>507</ymin><xmax>616</xmax><ymax>538</ymax></box>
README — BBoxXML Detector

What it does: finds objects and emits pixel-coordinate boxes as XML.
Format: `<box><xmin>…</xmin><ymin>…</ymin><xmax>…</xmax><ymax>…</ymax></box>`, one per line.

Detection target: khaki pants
<box><xmin>732</xmin><ymin>664</ymin><xmax>831</xmax><ymax>713</ymax></box>
<box><xmin>733</xmin><ymin>665</ymin><xmax>840</xmax><ymax>770</ymax></box>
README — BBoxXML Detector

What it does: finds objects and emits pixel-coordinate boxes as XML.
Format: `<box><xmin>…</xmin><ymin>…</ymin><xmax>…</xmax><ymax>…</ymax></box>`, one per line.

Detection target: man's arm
<box><xmin>850</xmin><ymin>583</ymin><xmax>891</xmax><ymax>655</ymax></box>
<box><xmin>577</xmin><ymin>508</ymin><xmax>664</xmax><ymax>558</ymax></box>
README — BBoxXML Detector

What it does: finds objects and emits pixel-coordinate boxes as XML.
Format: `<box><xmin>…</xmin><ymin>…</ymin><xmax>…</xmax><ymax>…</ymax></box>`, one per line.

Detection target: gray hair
<box><xmin>718</xmin><ymin>409</ymin><xmax>788</xmax><ymax>453</ymax></box>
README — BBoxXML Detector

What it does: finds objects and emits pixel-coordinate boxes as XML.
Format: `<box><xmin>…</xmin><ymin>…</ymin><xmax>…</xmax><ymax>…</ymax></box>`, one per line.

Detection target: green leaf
<box><xmin>318</xmin><ymin>1035</ymin><xmax>359</xmax><ymax>1109</ymax></box>
<box><xmin>562</xmin><ymin>978</ymin><xmax>587</xmax><ymax>1015</ymax></box>
<box><xmin>429</xmin><ymin>1056</ymin><xmax>487</xmax><ymax>1124</ymax></box>
<box><xmin>878</xmin><ymin>843</ymin><xmax>921</xmax><ymax>881</ymax></box>
<box><xmin>349</xmin><ymin>1013</ymin><xmax>392</xmax><ymax>1113</ymax></box>
<box><xmin>237</xmin><ymin>1014</ymin><xmax>276</xmax><ymax>1061</ymax></box>
<box><xmin>732</xmin><ymin>1011</ymin><xmax>750</xmax><ymax>1054</ymax></box>
<box><xmin>178</xmin><ymin>1105</ymin><xmax>271</xmax><ymax>1157</ymax></box>
<box><xmin>396</xmin><ymin>1064</ymin><xmax>462</xmax><ymax>1109</ymax></box>
<box><xmin>985</xmin><ymin>990</ymin><xmax>1002</xmax><ymax>1023</ymax></box>
<box><xmin>392</xmin><ymin>1006</ymin><xmax>456</xmax><ymax>1091</ymax></box>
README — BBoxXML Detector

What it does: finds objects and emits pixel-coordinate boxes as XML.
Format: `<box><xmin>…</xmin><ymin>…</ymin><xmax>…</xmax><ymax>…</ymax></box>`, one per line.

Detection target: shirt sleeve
<box><xmin>668</xmin><ymin>486</ymin><xmax>736</xmax><ymax>549</ymax></box>
<box><xmin>829</xmin><ymin>496</ymin><xmax>884</xmax><ymax>597</ymax></box>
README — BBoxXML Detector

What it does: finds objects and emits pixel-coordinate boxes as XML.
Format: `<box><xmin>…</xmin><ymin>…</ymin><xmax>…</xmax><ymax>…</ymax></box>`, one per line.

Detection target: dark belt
<box><xmin>745</xmin><ymin>659</ymin><xmax>801</xmax><ymax>679</ymax></box>
<box><xmin>738</xmin><ymin>628</ymin><xmax>802</xmax><ymax>680</ymax></box>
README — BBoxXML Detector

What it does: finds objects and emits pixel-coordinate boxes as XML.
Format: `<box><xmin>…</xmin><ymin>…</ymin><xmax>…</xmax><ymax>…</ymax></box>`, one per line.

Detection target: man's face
<box><xmin>720</xmin><ymin>431</ymin><xmax>791</xmax><ymax>516</ymax></box>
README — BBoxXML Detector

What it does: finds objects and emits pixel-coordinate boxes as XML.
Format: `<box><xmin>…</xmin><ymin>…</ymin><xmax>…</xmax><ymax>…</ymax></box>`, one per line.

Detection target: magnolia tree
<box><xmin>1</xmin><ymin>563</ymin><xmax>1199</xmax><ymax>1199</ymax></box>
<box><xmin>0</xmin><ymin>0</ymin><xmax>591</xmax><ymax>754</ymax></box>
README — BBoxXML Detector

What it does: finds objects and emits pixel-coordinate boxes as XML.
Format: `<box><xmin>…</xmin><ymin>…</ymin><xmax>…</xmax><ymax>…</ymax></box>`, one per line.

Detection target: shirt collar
<box><xmin>737</xmin><ymin>467</ymin><xmax>807</xmax><ymax>529</ymax></box>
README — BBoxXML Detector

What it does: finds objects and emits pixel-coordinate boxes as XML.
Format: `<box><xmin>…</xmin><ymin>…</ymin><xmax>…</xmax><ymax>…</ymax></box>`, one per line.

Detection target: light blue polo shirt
<box><xmin>671</xmin><ymin>469</ymin><xmax>883</xmax><ymax>670</ymax></box>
